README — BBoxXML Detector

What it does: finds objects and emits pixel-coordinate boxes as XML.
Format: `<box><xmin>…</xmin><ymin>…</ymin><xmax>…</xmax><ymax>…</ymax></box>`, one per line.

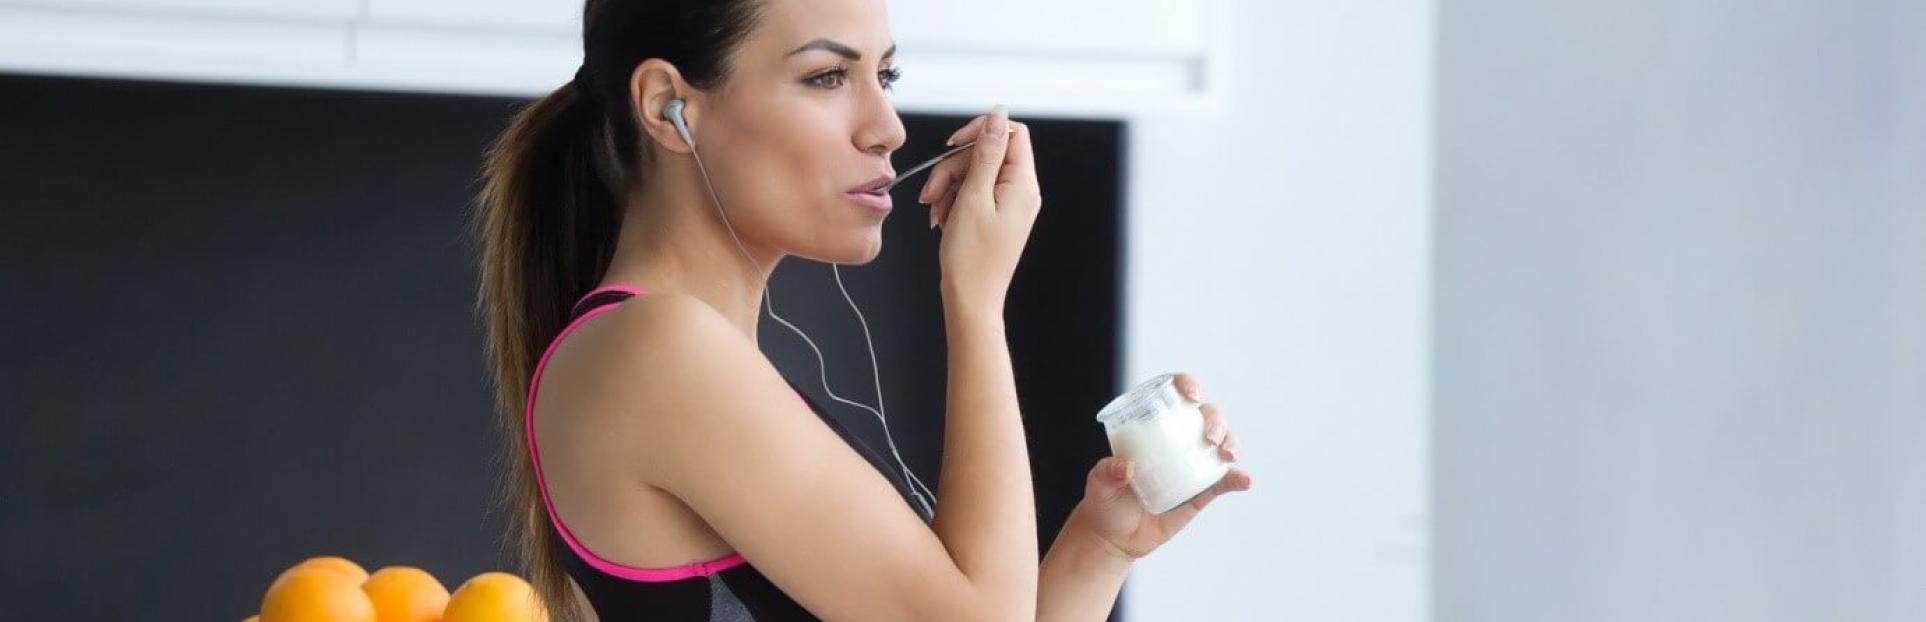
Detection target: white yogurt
<box><xmin>1095</xmin><ymin>373</ymin><xmax>1231</xmax><ymax>514</ymax></box>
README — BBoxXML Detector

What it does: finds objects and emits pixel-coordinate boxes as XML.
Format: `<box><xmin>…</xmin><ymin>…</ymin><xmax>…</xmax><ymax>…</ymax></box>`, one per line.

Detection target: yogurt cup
<box><xmin>1094</xmin><ymin>373</ymin><xmax>1231</xmax><ymax>514</ymax></box>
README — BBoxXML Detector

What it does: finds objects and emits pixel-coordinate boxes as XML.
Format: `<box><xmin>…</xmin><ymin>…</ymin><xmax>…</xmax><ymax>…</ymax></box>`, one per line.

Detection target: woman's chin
<box><xmin>844</xmin><ymin>238</ymin><xmax>884</xmax><ymax>265</ymax></box>
<box><xmin>800</xmin><ymin>232</ymin><xmax>883</xmax><ymax>265</ymax></box>
<box><xmin>857</xmin><ymin>224</ymin><xmax>890</xmax><ymax>261</ymax></box>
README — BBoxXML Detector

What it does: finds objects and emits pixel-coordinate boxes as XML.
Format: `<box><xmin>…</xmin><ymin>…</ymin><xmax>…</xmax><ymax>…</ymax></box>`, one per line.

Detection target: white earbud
<box><xmin>663</xmin><ymin>98</ymin><xmax>693</xmax><ymax>148</ymax></box>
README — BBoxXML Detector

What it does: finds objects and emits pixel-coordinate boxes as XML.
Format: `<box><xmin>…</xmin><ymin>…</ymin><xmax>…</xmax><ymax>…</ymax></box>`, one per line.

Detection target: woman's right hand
<box><xmin>917</xmin><ymin>105</ymin><xmax>1041</xmax><ymax>318</ymax></box>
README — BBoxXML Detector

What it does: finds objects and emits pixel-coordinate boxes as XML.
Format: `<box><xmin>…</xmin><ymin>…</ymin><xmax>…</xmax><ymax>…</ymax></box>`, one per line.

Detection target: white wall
<box><xmin>1121</xmin><ymin>0</ymin><xmax>1434</xmax><ymax>619</ymax></box>
<box><xmin>31</xmin><ymin>0</ymin><xmax>1916</xmax><ymax>618</ymax></box>
<box><xmin>1433</xmin><ymin>1</ymin><xmax>1926</xmax><ymax>621</ymax></box>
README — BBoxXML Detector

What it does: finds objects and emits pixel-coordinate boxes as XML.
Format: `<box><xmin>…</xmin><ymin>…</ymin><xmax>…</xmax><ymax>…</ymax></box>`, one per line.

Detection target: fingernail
<box><xmin>945</xmin><ymin>137</ymin><xmax>955</xmax><ymax>147</ymax></box>
<box><xmin>1207</xmin><ymin>423</ymin><xmax>1226</xmax><ymax>444</ymax></box>
<box><xmin>1184</xmin><ymin>385</ymin><xmax>1201</xmax><ymax>402</ymax></box>
<box><xmin>988</xmin><ymin>104</ymin><xmax>1008</xmax><ymax>136</ymax></box>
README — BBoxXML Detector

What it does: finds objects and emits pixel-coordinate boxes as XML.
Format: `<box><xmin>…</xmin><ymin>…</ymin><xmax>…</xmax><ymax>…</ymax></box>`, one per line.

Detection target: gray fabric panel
<box><xmin>707</xmin><ymin>574</ymin><xmax>756</xmax><ymax>622</ymax></box>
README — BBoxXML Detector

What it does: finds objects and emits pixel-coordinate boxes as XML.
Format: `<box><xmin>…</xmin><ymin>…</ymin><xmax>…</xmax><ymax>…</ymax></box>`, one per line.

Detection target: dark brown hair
<box><xmin>469</xmin><ymin>1</ymin><xmax>761</xmax><ymax>618</ymax></box>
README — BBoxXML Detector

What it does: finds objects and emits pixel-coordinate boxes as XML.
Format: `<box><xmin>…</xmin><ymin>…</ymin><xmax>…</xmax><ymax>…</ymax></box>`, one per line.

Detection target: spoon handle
<box><xmin>884</xmin><ymin>140</ymin><xmax>978</xmax><ymax>192</ymax></box>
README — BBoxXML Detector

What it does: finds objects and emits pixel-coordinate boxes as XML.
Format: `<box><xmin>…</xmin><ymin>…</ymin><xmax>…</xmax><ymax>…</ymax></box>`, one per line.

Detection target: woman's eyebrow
<box><xmin>785</xmin><ymin>38</ymin><xmax>898</xmax><ymax>61</ymax></box>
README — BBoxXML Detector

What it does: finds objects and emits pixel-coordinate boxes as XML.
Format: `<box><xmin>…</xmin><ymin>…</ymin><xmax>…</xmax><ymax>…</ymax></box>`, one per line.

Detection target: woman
<box><xmin>473</xmin><ymin>0</ymin><xmax>1252</xmax><ymax>619</ymax></box>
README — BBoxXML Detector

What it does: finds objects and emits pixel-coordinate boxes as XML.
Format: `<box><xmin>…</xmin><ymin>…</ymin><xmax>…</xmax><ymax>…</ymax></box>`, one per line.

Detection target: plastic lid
<box><xmin>1094</xmin><ymin>373</ymin><xmax>1185</xmax><ymax>426</ymax></box>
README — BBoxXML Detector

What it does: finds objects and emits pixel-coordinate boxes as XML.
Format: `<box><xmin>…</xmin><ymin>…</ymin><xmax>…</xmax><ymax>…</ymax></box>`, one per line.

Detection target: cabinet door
<box><xmin>364</xmin><ymin>0</ymin><xmax>579</xmax><ymax>33</ymax></box>
<box><xmin>350</xmin><ymin>0</ymin><xmax>579</xmax><ymax>95</ymax></box>
<box><xmin>0</xmin><ymin>0</ymin><xmax>359</xmax><ymax>20</ymax></box>
<box><xmin>891</xmin><ymin>0</ymin><xmax>1209</xmax><ymax>57</ymax></box>
<box><xmin>0</xmin><ymin>0</ymin><xmax>354</xmax><ymax>82</ymax></box>
<box><xmin>0</xmin><ymin>0</ymin><xmax>1226</xmax><ymax>116</ymax></box>
<box><xmin>887</xmin><ymin>0</ymin><xmax>1222</xmax><ymax>116</ymax></box>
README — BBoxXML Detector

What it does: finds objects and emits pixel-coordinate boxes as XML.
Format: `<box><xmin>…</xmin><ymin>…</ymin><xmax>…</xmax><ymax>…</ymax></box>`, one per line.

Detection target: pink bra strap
<box><xmin>524</xmin><ymin>284</ymin><xmax>751</xmax><ymax>582</ymax></box>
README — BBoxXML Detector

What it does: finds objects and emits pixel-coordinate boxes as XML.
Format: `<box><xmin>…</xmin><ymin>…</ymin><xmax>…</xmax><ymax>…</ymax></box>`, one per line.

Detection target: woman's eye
<box><xmin>806</xmin><ymin>67</ymin><xmax>901</xmax><ymax>90</ymax></box>
<box><xmin>808</xmin><ymin>70</ymin><xmax>846</xmax><ymax>89</ymax></box>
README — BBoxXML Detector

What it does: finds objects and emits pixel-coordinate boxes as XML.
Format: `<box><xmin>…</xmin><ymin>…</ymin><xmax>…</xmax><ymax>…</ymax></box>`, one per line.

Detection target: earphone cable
<box><xmin>681</xmin><ymin>129</ymin><xmax>937</xmax><ymax>518</ymax></box>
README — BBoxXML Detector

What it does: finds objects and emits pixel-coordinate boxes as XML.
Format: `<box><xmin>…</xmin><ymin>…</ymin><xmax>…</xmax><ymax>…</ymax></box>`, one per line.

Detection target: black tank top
<box><xmin>525</xmin><ymin>284</ymin><xmax>933</xmax><ymax>620</ymax></box>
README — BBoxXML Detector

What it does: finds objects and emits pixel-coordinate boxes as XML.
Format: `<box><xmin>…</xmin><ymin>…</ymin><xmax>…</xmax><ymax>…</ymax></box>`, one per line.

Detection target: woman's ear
<box><xmin>628</xmin><ymin>59</ymin><xmax>696</xmax><ymax>155</ymax></box>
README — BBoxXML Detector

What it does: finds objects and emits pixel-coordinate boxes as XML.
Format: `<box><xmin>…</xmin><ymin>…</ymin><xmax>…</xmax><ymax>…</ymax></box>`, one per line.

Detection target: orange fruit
<box><xmin>242</xmin><ymin>617</ymin><xmax>260</xmax><ymax>622</ymax></box>
<box><xmin>443</xmin><ymin>572</ymin><xmax>547</xmax><ymax>622</ymax></box>
<box><xmin>362</xmin><ymin>566</ymin><xmax>450</xmax><ymax>622</ymax></box>
<box><xmin>288</xmin><ymin>556</ymin><xmax>370</xmax><ymax>585</ymax></box>
<box><xmin>260</xmin><ymin>566</ymin><xmax>377</xmax><ymax>622</ymax></box>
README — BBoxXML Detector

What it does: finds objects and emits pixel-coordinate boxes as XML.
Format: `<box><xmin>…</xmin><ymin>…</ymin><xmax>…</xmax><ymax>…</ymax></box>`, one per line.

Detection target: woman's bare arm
<box><xmin>608</xmin><ymin>293</ymin><xmax>1035</xmax><ymax>622</ymax></box>
<box><xmin>1036</xmin><ymin>508</ymin><xmax>1132</xmax><ymax>622</ymax></box>
<box><xmin>929</xmin><ymin>299</ymin><xmax>1038</xmax><ymax>620</ymax></box>
<box><xmin>1033</xmin><ymin>373</ymin><xmax>1254</xmax><ymax>621</ymax></box>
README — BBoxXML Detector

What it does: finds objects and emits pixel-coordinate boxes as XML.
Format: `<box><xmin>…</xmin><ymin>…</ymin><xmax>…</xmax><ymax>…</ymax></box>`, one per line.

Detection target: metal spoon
<box><xmin>881</xmin><ymin>139</ymin><xmax>980</xmax><ymax>194</ymax></box>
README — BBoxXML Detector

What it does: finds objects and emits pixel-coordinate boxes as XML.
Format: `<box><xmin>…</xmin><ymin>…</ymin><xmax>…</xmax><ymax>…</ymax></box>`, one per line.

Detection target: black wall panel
<box><xmin>0</xmin><ymin>73</ymin><xmax>1122</xmax><ymax>620</ymax></box>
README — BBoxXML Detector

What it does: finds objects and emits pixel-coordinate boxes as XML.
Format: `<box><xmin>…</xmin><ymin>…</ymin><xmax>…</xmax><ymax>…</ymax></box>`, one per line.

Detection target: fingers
<box><xmin>1201</xmin><ymin>402</ymin><xmax>1226</xmax><ymax>444</ymax></box>
<box><xmin>1152</xmin><ymin>467</ymin><xmax>1253</xmax><ymax>534</ymax></box>
<box><xmin>931</xmin><ymin>190</ymin><xmax>956</xmax><ymax>230</ymax></box>
<box><xmin>1206</xmin><ymin>468</ymin><xmax>1254</xmax><ymax>502</ymax></box>
<box><xmin>959</xmin><ymin>104</ymin><xmax>1011</xmax><ymax>203</ymax></box>
<box><xmin>1085</xmin><ymin>456</ymin><xmax>1134</xmax><ymax>505</ymax></box>
<box><xmin>1171</xmin><ymin>372</ymin><xmax>1202</xmax><ymax>402</ymax></box>
<box><xmin>920</xmin><ymin>152</ymin><xmax>969</xmax><ymax>228</ymax></box>
<box><xmin>922</xmin><ymin>106</ymin><xmax>1031</xmax><ymax>229</ymax></box>
<box><xmin>921</xmin><ymin>172</ymin><xmax>946</xmax><ymax>229</ymax></box>
<box><xmin>918</xmin><ymin>161</ymin><xmax>953</xmax><ymax>205</ymax></box>
<box><xmin>1175</xmin><ymin>373</ymin><xmax>1237</xmax><ymax>461</ymax></box>
<box><xmin>918</xmin><ymin>145</ymin><xmax>970</xmax><ymax>203</ymax></box>
<box><xmin>1001</xmin><ymin>121</ymin><xmax>1036</xmax><ymax>189</ymax></box>
<box><xmin>1199</xmin><ymin>402</ymin><xmax>1240</xmax><ymax>462</ymax></box>
<box><xmin>946</xmin><ymin>113</ymin><xmax>988</xmax><ymax>146</ymax></box>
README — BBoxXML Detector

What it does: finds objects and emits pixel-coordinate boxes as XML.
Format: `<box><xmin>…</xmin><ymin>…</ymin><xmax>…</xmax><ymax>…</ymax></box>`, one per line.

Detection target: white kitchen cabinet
<box><xmin>0</xmin><ymin>2</ymin><xmax>354</xmax><ymax>89</ymax></box>
<box><xmin>0</xmin><ymin>0</ymin><xmax>1226</xmax><ymax>117</ymax></box>
<box><xmin>364</xmin><ymin>0</ymin><xmax>578</xmax><ymax>33</ymax></box>
<box><xmin>6</xmin><ymin>0</ymin><xmax>357</xmax><ymax>20</ymax></box>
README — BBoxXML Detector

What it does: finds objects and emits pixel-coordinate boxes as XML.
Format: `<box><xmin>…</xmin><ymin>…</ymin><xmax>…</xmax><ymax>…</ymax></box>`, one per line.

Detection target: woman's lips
<box><xmin>845</xmin><ymin>190</ymin><xmax>892</xmax><ymax>214</ymax></box>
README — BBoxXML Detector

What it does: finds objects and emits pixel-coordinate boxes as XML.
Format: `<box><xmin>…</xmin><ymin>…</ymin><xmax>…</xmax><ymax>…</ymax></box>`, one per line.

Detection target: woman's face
<box><xmin>691</xmin><ymin>0</ymin><xmax>906</xmax><ymax>265</ymax></box>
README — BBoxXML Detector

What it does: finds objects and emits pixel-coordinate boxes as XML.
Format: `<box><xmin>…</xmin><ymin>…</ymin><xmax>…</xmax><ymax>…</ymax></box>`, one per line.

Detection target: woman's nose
<box><xmin>858</xmin><ymin>120</ymin><xmax>905</xmax><ymax>157</ymax></box>
<box><xmin>857</xmin><ymin>96</ymin><xmax>906</xmax><ymax>155</ymax></box>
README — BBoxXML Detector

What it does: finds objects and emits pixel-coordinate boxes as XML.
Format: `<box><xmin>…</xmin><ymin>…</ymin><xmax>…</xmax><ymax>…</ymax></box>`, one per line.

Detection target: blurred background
<box><xmin>2</xmin><ymin>0</ymin><xmax>1921</xmax><ymax>620</ymax></box>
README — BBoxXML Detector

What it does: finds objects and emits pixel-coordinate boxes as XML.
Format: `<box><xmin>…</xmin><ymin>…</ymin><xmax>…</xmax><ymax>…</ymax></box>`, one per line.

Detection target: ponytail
<box><xmin>469</xmin><ymin>1</ymin><xmax>761</xmax><ymax>617</ymax></box>
<box><xmin>470</xmin><ymin>78</ymin><xmax>630</xmax><ymax>622</ymax></box>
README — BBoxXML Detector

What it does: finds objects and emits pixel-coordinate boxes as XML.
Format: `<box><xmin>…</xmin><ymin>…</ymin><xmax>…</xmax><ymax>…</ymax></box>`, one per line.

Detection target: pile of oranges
<box><xmin>242</xmin><ymin>555</ymin><xmax>548</xmax><ymax>622</ymax></box>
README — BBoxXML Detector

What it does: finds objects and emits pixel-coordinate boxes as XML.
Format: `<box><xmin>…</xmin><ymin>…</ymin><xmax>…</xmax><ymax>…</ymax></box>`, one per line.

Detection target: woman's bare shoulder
<box><xmin>584</xmin><ymin>296</ymin><xmax>971</xmax><ymax>622</ymax></box>
<box><xmin>593</xmin><ymin>291</ymin><xmax>747</xmax><ymax>367</ymax></box>
<box><xmin>577</xmin><ymin>291</ymin><xmax>766</xmax><ymax>427</ymax></box>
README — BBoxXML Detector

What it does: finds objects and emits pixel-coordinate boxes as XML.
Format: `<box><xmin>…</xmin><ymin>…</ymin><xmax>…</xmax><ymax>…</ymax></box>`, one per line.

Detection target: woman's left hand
<box><xmin>1065</xmin><ymin>372</ymin><xmax>1253</xmax><ymax>559</ymax></box>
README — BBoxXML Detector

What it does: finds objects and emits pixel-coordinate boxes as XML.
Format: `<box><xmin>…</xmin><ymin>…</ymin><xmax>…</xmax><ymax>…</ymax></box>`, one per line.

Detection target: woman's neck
<box><xmin>599</xmin><ymin>171</ymin><xmax>781</xmax><ymax>344</ymax></box>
